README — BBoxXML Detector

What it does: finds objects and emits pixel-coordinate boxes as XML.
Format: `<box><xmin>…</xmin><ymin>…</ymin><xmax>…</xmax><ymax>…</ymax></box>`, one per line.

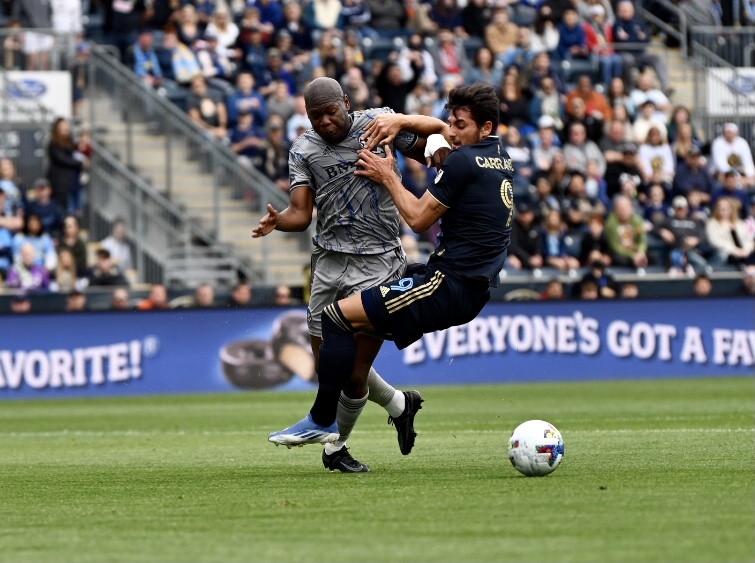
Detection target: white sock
<box><xmin>385</xmin><ymin>390</ymin><xmax>406</xmax><ymax>418</ymax></box>
<box><xmin>367</xmin><ymin>367</ymin><xmax>397</xmax><ymax>407</ymax></box>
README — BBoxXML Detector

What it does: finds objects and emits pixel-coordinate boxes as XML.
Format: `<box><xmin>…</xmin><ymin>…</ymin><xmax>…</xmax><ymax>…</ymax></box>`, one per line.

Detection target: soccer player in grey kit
<box><xmin>253</xmin><ymin>77</ymin><xmax>448</xmax><ymax>472</ymax></box>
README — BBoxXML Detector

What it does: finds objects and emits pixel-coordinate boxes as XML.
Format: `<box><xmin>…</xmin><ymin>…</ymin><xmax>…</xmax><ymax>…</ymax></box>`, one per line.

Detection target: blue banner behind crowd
<box><xmin>0</xmin><ymin>298</ymin><xmax>752</xmax><ymax>399</ymax></box>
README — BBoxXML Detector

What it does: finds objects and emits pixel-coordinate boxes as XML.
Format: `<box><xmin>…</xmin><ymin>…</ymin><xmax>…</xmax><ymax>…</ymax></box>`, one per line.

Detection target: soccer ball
<box><xmin>507</xmin><ymin>420</ymin><xmax>564</xmax><ymax>477</ymax></box>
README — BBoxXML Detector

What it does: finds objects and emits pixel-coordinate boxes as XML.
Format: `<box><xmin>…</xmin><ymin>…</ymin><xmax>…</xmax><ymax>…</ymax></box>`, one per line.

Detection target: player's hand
<box><xmin>428</xmin><ymin>147</ymin><xmax>451</xmax><ymax>169</ymax></box>
<box><xmin>355</xmin><ymin>145</ymin><xmax>395</xmax><ymax>184</ymax></box>
<box><xmin>360</xmin><ymin>114</ymin><xmax>404</xmax><ymax>150</ymax></box>
<box><xmin>424</xmin><ymin>133</ymin><xmax>452</xmax><ymax>169</ymax></box>
<box><xmin>252</xmin><ymin>204</ymin><xmax>279</xmax><ymax>238</ymax></box>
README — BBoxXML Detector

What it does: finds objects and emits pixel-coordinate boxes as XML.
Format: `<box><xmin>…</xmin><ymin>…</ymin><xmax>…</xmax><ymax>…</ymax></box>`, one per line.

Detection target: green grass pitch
<box><xmin>0</xmin><ymin>377</ymin><xmax>752</xmax><ymax>563</ymax></box>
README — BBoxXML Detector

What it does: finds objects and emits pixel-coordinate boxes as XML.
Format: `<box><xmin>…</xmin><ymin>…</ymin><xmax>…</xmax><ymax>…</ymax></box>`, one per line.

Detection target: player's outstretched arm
<box><xmin>251</xmin><ymin>187</ymin><xmax>314</xmax><ymax>238</ymax></box>
<box><xmin>355</xmin><ymin>146</ymin><xmax>447</xmax><ymax>233</ymax></box>
<box><xmin>361</xmin><ymin>113</ymin><xmax>448</xmax><ymax>151</ymax></box>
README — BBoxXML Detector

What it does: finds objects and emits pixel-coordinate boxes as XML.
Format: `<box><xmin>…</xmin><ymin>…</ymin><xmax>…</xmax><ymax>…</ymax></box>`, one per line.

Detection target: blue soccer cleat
<box><xmin>268</xmin><ymin>414</ymin><xmax>340</xmax><ymax>447</ymax></box>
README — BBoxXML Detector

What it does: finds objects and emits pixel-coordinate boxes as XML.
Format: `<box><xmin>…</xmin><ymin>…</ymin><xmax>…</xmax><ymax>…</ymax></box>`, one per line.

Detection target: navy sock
<box><xmin>310</xmin><ymin>303</ymin><xmax>356</xmax><ymax>426</ymax></box>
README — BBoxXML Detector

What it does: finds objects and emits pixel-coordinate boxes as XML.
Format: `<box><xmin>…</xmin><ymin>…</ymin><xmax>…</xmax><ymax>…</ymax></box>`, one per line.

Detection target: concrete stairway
<box><xmin>89</xmin><ymin>96</ymin><xmax>312</xmax><ymax>287</ymax></box>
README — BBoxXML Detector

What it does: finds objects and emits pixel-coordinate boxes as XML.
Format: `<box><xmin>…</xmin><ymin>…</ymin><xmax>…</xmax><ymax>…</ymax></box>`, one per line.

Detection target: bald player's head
<box><xmin>303</xmin><ymin>77</ymin><xmax>351</xmax><ymax>144</ymax></box>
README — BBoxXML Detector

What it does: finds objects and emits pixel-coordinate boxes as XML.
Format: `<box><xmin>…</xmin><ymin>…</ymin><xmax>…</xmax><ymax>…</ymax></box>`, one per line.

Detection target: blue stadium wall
<box><xmin>0</xmin><ymin>297</ymin><xmax>752</xmax><ymax>399</ymax></box>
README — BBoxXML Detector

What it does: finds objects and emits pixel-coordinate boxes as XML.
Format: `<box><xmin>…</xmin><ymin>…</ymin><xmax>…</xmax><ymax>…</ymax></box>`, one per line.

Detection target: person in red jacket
<box><xmin>583</xmin><ymin>4</ymin><xmax>623</xmax><ymax>88</ymax></box>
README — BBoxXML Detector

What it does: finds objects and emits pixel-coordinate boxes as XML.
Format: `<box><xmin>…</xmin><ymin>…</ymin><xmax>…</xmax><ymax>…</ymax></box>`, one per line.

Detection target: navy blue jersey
<box><xmin>427</xmin><ymin>135</ymin><xmax>514</xmax><ymax>281</ymax></box>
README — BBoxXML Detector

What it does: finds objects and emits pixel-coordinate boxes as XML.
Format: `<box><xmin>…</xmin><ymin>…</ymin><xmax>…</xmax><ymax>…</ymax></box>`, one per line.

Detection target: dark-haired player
<box><xmin>253</xmin><ymin>77</ymin><xmax>448</xmax><ymax>472</ymax></box>
<box><xmin>269</xmin><ymin>83</ymin><xmax>514</xmax><ymax>469</ymax></box>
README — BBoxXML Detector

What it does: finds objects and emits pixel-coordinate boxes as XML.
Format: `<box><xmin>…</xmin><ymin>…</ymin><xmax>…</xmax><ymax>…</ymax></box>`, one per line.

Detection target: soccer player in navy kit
<box><xmin>272</xmin><ymin>83</ymin><xmax>514</xmax><ymax>468</ymax></box>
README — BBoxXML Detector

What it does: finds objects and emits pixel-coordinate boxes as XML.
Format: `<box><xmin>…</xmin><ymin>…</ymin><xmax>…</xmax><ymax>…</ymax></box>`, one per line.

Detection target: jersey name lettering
<box><xmin>474</xmin><ymin>156</ymin><xmax>514</xmax><ymax>171</ymax></box>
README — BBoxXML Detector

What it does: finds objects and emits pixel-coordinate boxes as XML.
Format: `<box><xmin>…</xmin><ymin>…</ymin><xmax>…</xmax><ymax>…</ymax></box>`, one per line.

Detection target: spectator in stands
<box><xmin>611</xmin><ymin>104</ymin><xmax>637</xmax><ymax>143</ymax></box>
<box><xmin>230</xmin><ymin>109</ymin><xmax>265</xmax><ymax>165</ymax></box>
<box><xmin>557</xmin><ymin>6</ymin><xmax>590</xmax><ymax>63</ymax></box>
<box><xmin>584</xmin><ymin>4</ymin><xmax>623</xmax><ymax>88</ymax></box>
<box><xmin>177</xmin><ymin>4</ymin><xmax>202</xmax><ymax>48</ymax></box>
<box><xmin>137</xmin><ymin>283</ymin><xmax>170</xmax><ymax>310</ymax></box>
<box><xmin>430</xmin><ymin>28</ymin><xmax>467</xmax><ymax>85</ymax></box>
<box><xmin>100</xmin><ymin>217</ymin><xmax>133</xmax><ymax>273</ymax></box>
<box><xmin>193</xmin><ymin>283</ymin><xmax>215</xmax><ymax>307</ymax></box>
<box><xmin>102</xmin><ymin>0</ymin><xmax>146</xmax><ymax>63</ymax></box>
<box><xmin>266</xmin><ymin>80</ymin><xmax>296</xmax><ymax>122</ymax></box>
<box><xmin>257</xmin><ymin>115</ymin><xmax>290</xmax><ymax>192</ymax></box>
<box><xmin>226</xmin><ymin>281</ymin><xmax>253</xmax><ymax>308</ymax></box>
<box><xmin>530</xmin><ymin>5</ymin><xmax>560</xmax><ymax>54</ymax></box>
<box><xmin>563</xmin><ymin>171</ymin><xmax>605</xmax><ymax>231</ymax></box>
<box><xmin>620</xmin><ymin>282</ymin><xmax>639</xmax><ymax>298</ymax></box>
<box><xmin>11</xmin><ymin>0</ymin><xmax>54</xmax><ymax>70</ymax></box>
<box><xmin>206</xmin><ymin>6</ymin><xmax>239</xmax><ymax>50</ymax></box>
<box><xmin>58</xmin><ymin>215</ymin><xmax>87</xmax><ymax>277</ymax></box>
<box><xmin>226</xmin><ymin>72</ymin><xmax>267</xmax><ymax>129</ymax></box>
<box><xmin>606</xmin><ymin>77</ymin><xmax>635</xmax><ymax>120</ymax></box>
<box><xmin>274</xmin><ymin>28</ymin><xmax>312</xmax><ymax>75</ymax></box>
<box><xmin>375</xmin><ymin>61</ymin><xmax>422</xmax><ymax>116</ymax></box>
<box><xmin>693</xmin><ymin>274</ymin><xmax>713</xmax><ymax>297</ymax></box>
<box><xmin>710</xmin><ymin>123</ymin><xmax>755</xmax><ymax>187</ymax></box>
<box><xmin>499</xmin><ymin>73</ymin><xmax>532</xmax><ymax>133</ymax></box>
<box><xmin>529</xmin><ymin>77</ymin><xmax>565</xmax><ymax>136</ymax></box>
<box><xmin>0</xmin><ymin>158</ymin><xmax>23</xmax><ymax>211</ymax></box>
<box><xmin>186</xmin><ymin>75</ymin><xmax>228</xmax><ymax>141</ymax></box>
<box><xmin>507</xmin><ymin>201</ymin><xmax>544</xmax><ymax>271</ymax></box>
<box><xmin>110</xmin><ymin>287</ymin><xmax>132</xmax><ymax>310</ymax></box>
<box><xmin>195</xmin><ymin>30</ymin><xmax>237</xmax><ymax>90</ymax></box>
<box><xmin>672</xmin><ymin>145</ymin><xmax>715</xmax><ymax>200</ymax></box>
<box><xmin>579</xmin><ymin>213</ymin><xmax>612</xmax><ymax>266</ymax></box>
<box><xmin>667</xmin><ymin>105</ymin><xmax>699</xmax><ymax>143</ymax></box>
<box><xmin>88</xmin><ymin>248</ymin><xmax>128</xmax><ymax>287</ymax></box>
<box><xmin>540</xmin><ymin>278</ymin><xmax>565</xmax><ymax>300</ymax></box>
<box><xmin>405</xmin><ymin>0</ymin><xmax>437</xmax><ymax>35</ymax></box>
<box><xmin>711</xmin><ymin>170</ymin><xmax>752</xmax><ymax>219</ymax></box>
<box><xmin>522</xmin><ymin>51</ymin><xmax>566</xmax><ymax>97</ymax></box>
<box><xmin>578</xmin><ymin>278</ymin><xmax>600</xmax><ymax>299</ymax></box>
<box><xmin>671</xmin><ymin>122</ymin><xmax>702</xmax><ymax>166</ymax></box>
<box><xmin>305</xmin><ymin>0</ymin><xmax>344</xmax><ymax>31</ymax></box>
<box><xmin>502</xmin><ymin>27</ymin><xmax>538</xmax><ymax>70</ymax></box>
<box><xmin>605</xmin><ymin>193</ymin><xmax>649</xmax><ymax>269</ymax></box>
<box><xmin>485</xmin><ymin>7</ymin><xmax>519</xmax><ymax>63</ymax></box>
<box><xmin>604</xmin><ymin>142</ymin><xmax>643</xmax><ymax>201</ymax></box>
<box><xmin>706</xmin><ymin>197</ymin><xmax>755</xmax><ymax>266</ymax></box>
<box><xmin>51</xmin><ymin>247</ymin><xmax>83</xmax><ymax>293</ymax></box>
<box><xmin>601</xmin><ymin>119</ymin><xmax>630</xmax><ymax>164</ymax></box>
<box><xmin>6</xmin><ymin>242</ymin><xmax>50</xmax><ymax>291</ymax></box>
<box><xmin>12</xmin><ymin>214</ymin><xmax>57</xmax><ymax>273</ymax></box>
<box><xmin>366</xmin><ymin>0</ymin><xmax>406</xmax><ymax>36</ymax></box>
<box><xmin>462</xmin><ymin>0</ymin><xmax>493</xmax><ymax>39</ymax></box>
<box><xmin>9</xmin><ymin>293</ymin><xmax>32</xmax><ymax>314</ymax></box>
<box><xmin>274</xmin><ymin>284</ymin><xmax>294</xmax><ymax>306</ymax></box>
<box><xmin>564</xmin><ymin>122</ymin><xmax>606</xmax><ymax>176</ymax></box>
<box><xmin>565</xmin><ymin>97</ymin><xmax>603</xmax><ymax>144</ymax></box>
<box><xmin>575</xmin><ymin>258</ymin><xmax>618</xmax><ymax>298</ymax></box>
<box><xmin>633</xmin><ymin>99</ymin><xmax>668</xmax><ymax>147</ymax></box>
<box><xmin>566</xmin><ymin>75</ymin><xmax>613</xmax><ymax>124</ymax></box>
<box><xmin>256</xmin><ymin>0</ymin><xmax>285</xmax><ymax>33</ymax></box>
<box><xmin>466</xmin><ymin>46</ymin><xmax>503</xmax><ymax>89</ymax></box>
<box><xmin>643</xmin><ymin>181</ymin><xmax>669</xmax><ymax>234</ymax></box>
<box><xmin>736</xmin><ymin>267</ymin><xmax>755</xmax><ymax>296</ymax></box>
<box><xmin>47</xmin><ymin>117</ymin><xmax>86</xmax><ymax>214</ymax></box>
<box><xmin>341</xmin><ymin>67</ymin><xmax>372</xmax><ymax>112</ymax></box>
<box><xmin>638</xmin><ymin>126</ymin><xmax>675</xmax><ymax>185</ymax></box>
<box><xmin>0</xmin><ymin>215</ymin><xmax>12</xmax><ymax>280</ymax></box>
<box><xmin>0</xmin><ymin>179</ymin><xmax>23</xmax><ymax>235</ymax></box>
<box><xmin>613</xmin><ymin>1</ymin><xmax>672</xmax><ymax>94</ymax></box>
<box><xmin>432</xmin><ymin>0</ymin><xmax>466</xmax><ymax>36</ymax></box>
<box><xmin>162</xmin><ymin>27</ymin><xmax>202</xmax><ymax>88</ymax></box>
<box><xmin>258</xmin><ymin>48</ymin><xmax>297</xmax><ymax>97</ymax></box>
<box><xmin>662</xmin><ymin>196</ymin><xmax>712</xmax><ymax>274</ymax></box>
<box><xmin>342</xmin><ymin>0</ymin><xmax>376</xmax><ymax>38</ymax></box>
<box><xmin>282</xmin><ymin>2</ymin><xmax>314</xmax><ymax>51</ymax></box>
<box><xmin>286</xmin><ymin>95</ymin><xmax>311</xmax><ymax>143</ymax></box>
<box><xmin>548</xmin><ymin>152</ymin><xmax>573</xmax><ymax>197</ymax></box>
<box><xmin>65</xmin><ymin>289</ymin><xmax>88</xmax><ymax>312</ymax></box>
<box><xmin>629</xmin><ymin>72</ymin><xmax>672</xmax><ymax>115</ymax></box>
<box><xmin>541</xmin><ymin>209</ymin><xmax>581</xmax><ymax>272</ymax></box>
<box><xmin>532</xmin><ymin>116</ymin><xmax>563</xmax><ymax>173</ymax></box>
<box><xmin>134</xmin><ymin>29</ymin><xmax>163</xmax><ymax>92</ymax></box>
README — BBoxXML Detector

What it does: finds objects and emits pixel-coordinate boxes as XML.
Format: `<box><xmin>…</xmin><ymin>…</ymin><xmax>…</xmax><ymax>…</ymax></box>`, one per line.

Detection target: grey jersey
<box><xmin>289</xmin><ymin>107</ymin><xmax>418</xmax><ymax>255</ymax></box>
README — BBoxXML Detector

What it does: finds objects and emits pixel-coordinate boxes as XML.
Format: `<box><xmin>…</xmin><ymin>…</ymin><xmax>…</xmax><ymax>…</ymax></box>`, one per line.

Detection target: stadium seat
<box><xmin>363</xmin><ymin>36</ymin><xmax>405</xmax><ymax>61</ymax></box>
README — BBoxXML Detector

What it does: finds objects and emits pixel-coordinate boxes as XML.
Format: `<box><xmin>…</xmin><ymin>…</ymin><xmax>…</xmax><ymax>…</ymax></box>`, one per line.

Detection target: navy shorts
<box><xmin>361</xmin><ymin>263</ymin><xmax>491</xmax><ymax>350</ymax></box>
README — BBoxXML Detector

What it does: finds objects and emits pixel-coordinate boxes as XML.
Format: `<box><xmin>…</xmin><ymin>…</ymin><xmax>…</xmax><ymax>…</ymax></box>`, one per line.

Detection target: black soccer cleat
<box><xmin>388</xmin><ymin>390</ymin><xmax>424</xmax><ymax>456</ymax></box>
<box><xmin>322</xmin><ymin>446</ymin><xmax>371</xmax><ymax>473</ymax></box>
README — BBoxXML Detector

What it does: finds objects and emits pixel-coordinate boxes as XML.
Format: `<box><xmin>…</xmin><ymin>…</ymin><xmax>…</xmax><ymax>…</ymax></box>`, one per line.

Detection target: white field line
<box><xmin>0</xmin><ymin>428</ymin><xmax>752</xmax><ymax>438</ymax></box>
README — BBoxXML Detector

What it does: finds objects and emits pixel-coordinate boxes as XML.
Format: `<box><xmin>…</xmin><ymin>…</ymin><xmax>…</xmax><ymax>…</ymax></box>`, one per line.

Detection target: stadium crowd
<box><xmin>1</xmin><ymin>0</ymin><xmax>754</xmax><ymax>310</ymax></box>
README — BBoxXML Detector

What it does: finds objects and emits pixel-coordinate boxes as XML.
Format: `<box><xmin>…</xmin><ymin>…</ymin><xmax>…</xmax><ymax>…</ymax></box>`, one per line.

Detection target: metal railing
<box><xmin>639</xmin><ymin>0</ymin><xmax>688</xmax><ymax>77</ymax></box>
<box><xmin>690</xmin><ymin>26</ymin><xmax>755</xmax><ymax>67</ymax></box>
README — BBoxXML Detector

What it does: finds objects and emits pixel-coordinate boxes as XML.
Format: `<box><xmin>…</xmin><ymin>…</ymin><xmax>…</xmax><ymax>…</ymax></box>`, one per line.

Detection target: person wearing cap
<box><xmin>604</xmin><ymin>141</ymin><xmax>643</xmax><ymax>200</ymax></box>
<box><xmin>88</xmin><ymin>248</ymin><xmax>129</xmax><ymax>287</ymax></box>
<box><xmin>532</xmin><ymin>114</ymin><xmax>564</xmax><ymax>172</ymax></box>
<box><xmin>672</xmin><ymin>144</ymin><xmax>716</xmax><ymax>199</ymax></box>
<box><xmin>710</xmin><ymin>122</ymin><xmax>755</xmax><ymax>187</ymax></box>
<box><xmin>508</xmin><ymin>201</ymin><xmax>544</xmax><ymax>271</ymax></box>
<box><xmin>257</xmin><ymin>47</ymin><xmax>297</xmax><ymax>98</ymax></box>
<box><xmin>659</xmin><ymin>195</ymin><xmax>712</xmax><ymax>274</ymax></box>
<box><xmin>584</xmin><ymin>3</ymin><xmax>623</xmax><ymax>87</ymax></box>
<box><xmin>710</xmin><ymin>170</ymin><xmax>752</xmax><ymax>219</ymax></box>
<box><xmin>530</xmin><ymin>76</ymin><xmax>565</xmax><ymax>135</ymax></box>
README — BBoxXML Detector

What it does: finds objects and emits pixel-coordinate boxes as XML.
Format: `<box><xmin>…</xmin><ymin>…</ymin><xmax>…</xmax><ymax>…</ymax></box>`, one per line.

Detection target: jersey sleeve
<box><xmin>288</xmin><ymin>141</ymin><xmax>312</xmax><ymax>192</ymax></box>
<box><xmin>427</xmin><ymin>150</ymin><xmax>469</xmax><ymax>208</ymax></box>
<box><xmin>393</xmin><ymin>129</ymin><xmax>419</xmax><ymax>153</ymax></box>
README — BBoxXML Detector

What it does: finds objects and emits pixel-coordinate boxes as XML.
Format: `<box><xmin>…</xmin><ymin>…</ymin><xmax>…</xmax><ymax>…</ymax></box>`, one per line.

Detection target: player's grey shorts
<box><xmin>307</xmin><ymin>245</ymin><xmax>407</xmax><ymax>337</ymax></box>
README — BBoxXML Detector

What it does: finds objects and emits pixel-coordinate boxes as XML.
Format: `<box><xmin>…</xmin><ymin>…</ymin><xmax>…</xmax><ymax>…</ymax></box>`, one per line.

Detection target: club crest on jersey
<box><xmin>390</xmin><ymin>278</ymin><xmax>414</xmax><ymax>292</ymax></box>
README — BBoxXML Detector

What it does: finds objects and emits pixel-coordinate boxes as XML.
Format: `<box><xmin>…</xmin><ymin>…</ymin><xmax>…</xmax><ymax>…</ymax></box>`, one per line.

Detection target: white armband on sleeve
<box><xmin>424</xmin><ymin>134</ymin><xmax>451</xmax><ymax>158</ymax></box>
